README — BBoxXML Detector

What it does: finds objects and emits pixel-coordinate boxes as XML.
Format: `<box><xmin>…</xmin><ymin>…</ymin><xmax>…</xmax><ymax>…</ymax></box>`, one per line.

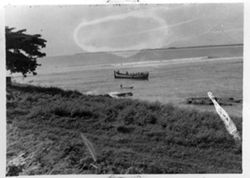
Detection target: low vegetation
<box><xmin>6</xmin><ymin>84</ymin><xmax>242</xmax><ymax>175</ymax></box>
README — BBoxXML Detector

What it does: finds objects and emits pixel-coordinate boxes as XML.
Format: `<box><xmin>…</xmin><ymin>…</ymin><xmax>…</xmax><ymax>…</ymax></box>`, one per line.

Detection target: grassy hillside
<box><xmin>6</xmin><ymin>84</ymin><xmax>242</xmax><ymax>175</ymax></box>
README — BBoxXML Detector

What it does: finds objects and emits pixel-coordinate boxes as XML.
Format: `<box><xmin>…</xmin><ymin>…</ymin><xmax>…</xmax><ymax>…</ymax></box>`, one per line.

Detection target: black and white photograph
<box><xmin>3</xmin><ymin>1</ymin><xmax>246</xmax><ymax>176</ymax></box>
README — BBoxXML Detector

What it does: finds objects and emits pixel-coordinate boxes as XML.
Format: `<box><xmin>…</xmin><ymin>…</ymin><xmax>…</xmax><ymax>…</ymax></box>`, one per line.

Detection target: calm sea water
<box><xmin>14</xmin><ymin>45</ymin><xmax>243</xmax><ymax>116</ymax></box>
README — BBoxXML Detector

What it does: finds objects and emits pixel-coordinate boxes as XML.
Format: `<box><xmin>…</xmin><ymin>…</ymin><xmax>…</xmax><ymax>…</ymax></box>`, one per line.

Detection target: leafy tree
<box><xmin>6</xmin><ymin>26</ymin><xmax>47</xmax><ymax>77</ymax></box>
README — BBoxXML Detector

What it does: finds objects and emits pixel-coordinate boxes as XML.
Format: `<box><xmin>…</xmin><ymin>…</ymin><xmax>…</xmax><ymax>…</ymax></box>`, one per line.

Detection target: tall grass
<box><xmin>7</xmin><ymin>84</ymin><xmax>242</xmax><ymax>174</ymax></box>
<box><xmin>8</xmin><ymin>83</ymin><xmax>82</xmax><ymax>97</ymax></box>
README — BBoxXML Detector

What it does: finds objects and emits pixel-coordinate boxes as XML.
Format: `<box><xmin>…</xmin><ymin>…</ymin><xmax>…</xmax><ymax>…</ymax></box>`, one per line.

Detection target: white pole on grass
<box><xmin>207</xmin><ymin>91</ymin><xmax>241</xmax><ymax>142</ymax></box>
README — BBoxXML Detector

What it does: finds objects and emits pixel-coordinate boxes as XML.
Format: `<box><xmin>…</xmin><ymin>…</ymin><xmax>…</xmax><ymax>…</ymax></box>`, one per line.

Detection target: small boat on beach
<box><xmin>108</xmin><ymin>91</ymin><xmax>133</xmax><ymax>98</ymax></box>
<box><xmin>114</xmin><ymin>70</ymin><xmax>149</xmax><ymax>80</ymax></box>
<box><xmin>120</xmin><ymin>84</ymin><xmax>134</xmax><ymax>89</ymax></box>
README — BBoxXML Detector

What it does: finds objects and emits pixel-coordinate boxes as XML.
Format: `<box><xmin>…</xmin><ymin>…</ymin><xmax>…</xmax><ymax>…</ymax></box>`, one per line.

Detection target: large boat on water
<box><xmin>114</xmin><ymin>70</ymin><xmax>149</xmax><ymax>80</ymax></box>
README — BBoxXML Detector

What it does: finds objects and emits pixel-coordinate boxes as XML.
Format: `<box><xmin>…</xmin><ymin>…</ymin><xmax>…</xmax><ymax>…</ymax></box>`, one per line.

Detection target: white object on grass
<box><xmin>80</xmin><ymin>133</ymin><xmax>97</xmax><ymax>162</ymax></box>
<box><xmin>207</xmin><ymin>91</ymin><xmax>241</xmax><ymax>141</ymax></box>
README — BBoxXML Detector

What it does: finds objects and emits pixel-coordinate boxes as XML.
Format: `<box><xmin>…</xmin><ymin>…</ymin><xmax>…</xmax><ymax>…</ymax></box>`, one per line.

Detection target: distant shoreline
<box><xmin>82</xmin><ymin>43</ymin><xmax>244</xmax><ymax>54</ymax></box>
<box><xmin>48</xmin><ymin>44</ymin><xmax>243</xmax><ymax>58</ymax></box>
<box><xmin>165</xmin><ymin>43</ymin><xmax>243</xmax><ymax>50</ymax></box>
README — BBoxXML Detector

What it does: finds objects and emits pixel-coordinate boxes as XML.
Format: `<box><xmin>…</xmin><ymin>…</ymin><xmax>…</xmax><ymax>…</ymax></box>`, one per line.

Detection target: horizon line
<box><xmin>46</xmin><ymin>43</ymin><xmax>243</xmax><ymax>58</ymax></box>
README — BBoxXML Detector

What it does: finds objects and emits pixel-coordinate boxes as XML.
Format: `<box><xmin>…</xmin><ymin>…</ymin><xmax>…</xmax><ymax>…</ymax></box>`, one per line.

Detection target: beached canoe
<box><xmin>108</xmin><ymin>91</ymin><xmax>133</xmax><ymax>98</ymax></box>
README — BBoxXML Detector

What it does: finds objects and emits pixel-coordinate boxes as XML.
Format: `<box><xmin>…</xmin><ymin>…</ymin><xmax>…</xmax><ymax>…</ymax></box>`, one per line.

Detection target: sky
<box><xmin>5</xmin><ymin>4</ymin><xmax>243</xmax><ymax>57</ymax></box>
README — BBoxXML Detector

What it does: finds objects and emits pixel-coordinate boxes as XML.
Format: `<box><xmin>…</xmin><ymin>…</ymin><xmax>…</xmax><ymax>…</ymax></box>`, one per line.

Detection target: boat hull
<box><xmin>114</xmin><ymin>71</ymin><xmax>149</xmax><ymax>80</ymax></box>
